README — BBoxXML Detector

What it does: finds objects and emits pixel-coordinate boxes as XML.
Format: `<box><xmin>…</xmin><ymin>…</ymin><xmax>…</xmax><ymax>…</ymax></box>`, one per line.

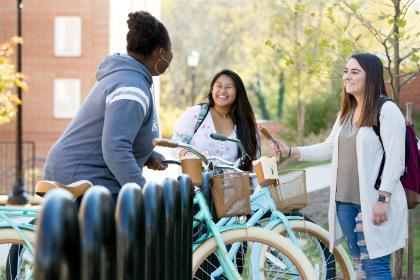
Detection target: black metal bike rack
<box><xmin>161</xmin><ymin>177</ymin><xmax>180</xmax><ymax>280</ymax></box>
<box><xmin>142</xmin><ymin>181</ymin><xmax>164</xmax><ymax>280</ymax></box>
<box><xmin>178</xmin><ymin>174</ymin><xmax>193</xmax><ymax>280</ymax></box>
<box><xmin>34</xmin><ymin>176</ymin><xmax>194</xmax><ymax>280</ymax></box>
<box><xmin>34</xmin><ymin>189</ymin><xmax>81</xmax><ymax>280</ymax></box>
<box><xmin>115</xmin><ymin>182</ymin><xmax>144</xmax><ymax>279</ymax></box>
<box><xmin>79</xmin><ymin>186</ymin><xmax>116</xmax><ymax>280</ymax></box>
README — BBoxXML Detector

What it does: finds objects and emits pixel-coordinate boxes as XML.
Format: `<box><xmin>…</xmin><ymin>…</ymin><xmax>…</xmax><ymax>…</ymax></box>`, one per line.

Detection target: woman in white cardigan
<box><xmin>273</xmin><ymin>53</ymin><xmax>407</xmax><ymax>279</ymax></box>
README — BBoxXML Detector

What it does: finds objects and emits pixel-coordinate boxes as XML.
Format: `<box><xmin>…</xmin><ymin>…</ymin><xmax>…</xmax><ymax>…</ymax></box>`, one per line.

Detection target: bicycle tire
<box><xmin>272</xmin><ymin>220</ymin><xmax>355</xmax><ymax>280</ymax></box>
<box><xmin>0</xmin><ymin>227</ymin><xmax>36</xmax><ymax>280</ymax></box>
<box><xmin>192</xmin><ymin>227</ymin><xmax>316</xmax><ymax>279</ymax></box>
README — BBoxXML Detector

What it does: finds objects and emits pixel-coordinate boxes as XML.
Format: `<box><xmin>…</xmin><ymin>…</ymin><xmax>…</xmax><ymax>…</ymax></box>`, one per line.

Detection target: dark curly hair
<box><xmin>126</xmin><ymin>11</ymin><xmax>170</xmax><ymax>56</ymax></box>
<box><xmin>207</xmin><ymin>69</ymin><xmax>260</xmax><ymax>171</ymax></box>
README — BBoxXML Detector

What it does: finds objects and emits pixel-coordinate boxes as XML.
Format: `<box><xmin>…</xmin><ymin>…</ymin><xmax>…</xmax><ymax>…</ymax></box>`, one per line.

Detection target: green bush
<box><xmin>284</xmin><ymin>91</ymin><xmax>340</xmax><ymax>139</ymax></box>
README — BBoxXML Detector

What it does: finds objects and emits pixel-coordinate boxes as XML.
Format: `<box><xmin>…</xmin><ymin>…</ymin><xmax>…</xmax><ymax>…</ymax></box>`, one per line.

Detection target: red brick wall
<box><xmin>0</xmin><ymin>0</ymin><xmax>109</xmax><ymax>159</ymax></box>
<box><xmin>398</xmin><ymin>74</ymin><xmax>420</xmax><ymax>116</ymax></box>
<box><xmin>256</xmin><ymin>120</ymin><xmax>283</xmax><ymax>156</ymax></box>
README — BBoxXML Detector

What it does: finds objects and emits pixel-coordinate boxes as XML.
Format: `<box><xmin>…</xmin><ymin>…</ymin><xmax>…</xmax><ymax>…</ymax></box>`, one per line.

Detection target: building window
<box><xmin>54</xmin><ymin>16</ymin><xmax>82</xmax><ymax>57</ymax></box>
<box><xmin>54</xmin><ymin>79</ymin><xmax>81</xmax><ymax>119</ymax></box>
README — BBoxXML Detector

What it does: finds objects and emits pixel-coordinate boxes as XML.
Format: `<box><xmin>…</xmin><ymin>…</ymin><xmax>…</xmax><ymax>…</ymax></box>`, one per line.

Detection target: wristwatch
<box><xmin>378</xmin><ymin>194</ymin><xmax>390</xmax><ymax>203</ymax></box>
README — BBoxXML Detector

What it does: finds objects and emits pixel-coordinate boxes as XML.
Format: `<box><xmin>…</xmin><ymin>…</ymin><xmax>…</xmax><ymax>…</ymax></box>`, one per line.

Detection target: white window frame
<box><xmin>53</xmin><ymin>79</ymin><xmax>81</xmax><ymax>119</ymax></box>
<box><xmin>54</xmin><ymin>16</ymin><xmax>82</xmax><ymax>57</ymax></box>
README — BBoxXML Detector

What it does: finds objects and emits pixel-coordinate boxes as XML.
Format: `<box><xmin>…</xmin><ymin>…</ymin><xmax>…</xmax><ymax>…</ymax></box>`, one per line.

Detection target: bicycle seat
<box><xmin>35</xmin><ymin>180</ymin><xmax>93</xmax><ymax>198</ymax></box>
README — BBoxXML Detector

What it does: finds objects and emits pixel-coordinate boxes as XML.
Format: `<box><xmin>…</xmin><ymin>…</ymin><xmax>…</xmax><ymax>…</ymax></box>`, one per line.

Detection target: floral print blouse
<box><xmin>172</xmin><ymin>105</ymin><xmax>238</xmax><ymax>165</ymax></box>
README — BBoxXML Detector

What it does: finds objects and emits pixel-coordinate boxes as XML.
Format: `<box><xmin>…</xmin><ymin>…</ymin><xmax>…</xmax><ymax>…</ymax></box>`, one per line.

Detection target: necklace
<box><xmin>212</xmin><ymin>107</ymin><xmax>230</xmax><ymax>119</ymax></box>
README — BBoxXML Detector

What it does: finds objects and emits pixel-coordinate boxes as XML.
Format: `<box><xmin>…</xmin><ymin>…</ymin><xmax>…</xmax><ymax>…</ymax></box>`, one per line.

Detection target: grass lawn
<box><xmin>285</xmin><ymin>159</ymin><xmax>331</xmax><ymax>170</ymax></box>
<box><xmin>402</xmin><ymin>207</ymin><xmax>420</xmax><ymax>273</ymax></box>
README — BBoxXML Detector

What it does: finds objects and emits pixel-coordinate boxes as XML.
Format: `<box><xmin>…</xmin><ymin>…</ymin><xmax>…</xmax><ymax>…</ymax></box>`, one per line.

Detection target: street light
<box><xmin>8</xmin><ymin>0</ymin><xmax>28</xmax><ymax>205</ymax></box>
<box><xmin>187</xmin><ymin>50</ymin><xmax>199</xmax><ymax>105</ymax></box>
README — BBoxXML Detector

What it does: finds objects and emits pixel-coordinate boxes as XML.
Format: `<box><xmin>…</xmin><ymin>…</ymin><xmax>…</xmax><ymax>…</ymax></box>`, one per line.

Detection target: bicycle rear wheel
<box><xmin>0</xmin><ymin>227</ymin><xmax>36</xmax><ymax>280</ymax></box>
<box><xmin>272</xmin><ymin>220</ymin><xmax>354</xmax><ymax>279</ymax></box>
<box><xmin>193</xmin><ymin>227</ymin><xmax>315</xmax><ymax>279</ymax></box>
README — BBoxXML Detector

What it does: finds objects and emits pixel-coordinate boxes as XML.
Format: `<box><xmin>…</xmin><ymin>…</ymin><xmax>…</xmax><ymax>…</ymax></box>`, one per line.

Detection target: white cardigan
<box><xmin>298</xmin><ymin>101</ymin><xmax>407</xmax><ymax>259</ymax></box>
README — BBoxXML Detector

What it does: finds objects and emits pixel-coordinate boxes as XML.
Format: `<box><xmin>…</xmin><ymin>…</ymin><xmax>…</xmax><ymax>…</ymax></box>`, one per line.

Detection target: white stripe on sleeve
<box><xmin>106</xmin><ymin>87</ymin><xmax>150</xmax><ymax>113</ymax></box>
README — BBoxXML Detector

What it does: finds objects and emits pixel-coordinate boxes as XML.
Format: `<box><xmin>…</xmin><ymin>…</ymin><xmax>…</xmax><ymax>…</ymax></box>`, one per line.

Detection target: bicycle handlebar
<box><xmin>209</xmin><ymin>133</ymin><xmax>250</xmax><ymax>165</ymax></box>
<box><xmin>152</xmin><ymin>138</ymin><xmax>179</xmax><ymax>148</ymax></box>
<box><xmin>259</xmin><ymin>127</ymin><xmax>273</xmax><ymax>141</ymax></box>
<box><xmin>152</xmin><ymin>138</ymin><xmax>209</xmax><ymax>165</ymax></box>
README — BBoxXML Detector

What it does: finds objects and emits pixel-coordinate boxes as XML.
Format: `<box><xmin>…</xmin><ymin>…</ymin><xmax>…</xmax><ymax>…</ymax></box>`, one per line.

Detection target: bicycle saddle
<box><xmin>35</xmin><ymin>180</ymin><xmax>93</xmax><ymax>198</ymax></box>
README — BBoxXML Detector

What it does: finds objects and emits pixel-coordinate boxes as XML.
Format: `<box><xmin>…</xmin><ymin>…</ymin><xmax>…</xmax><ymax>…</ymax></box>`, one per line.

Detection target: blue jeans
<box><xmin>336</xmin><ymin>201</ymin><xmax>392</xmax><ymax>280</ymax></box>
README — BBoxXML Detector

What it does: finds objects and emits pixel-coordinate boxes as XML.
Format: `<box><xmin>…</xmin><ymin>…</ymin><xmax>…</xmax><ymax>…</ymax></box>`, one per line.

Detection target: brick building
<box><xmin>0</xmin><ymin>0</ymin><xmax>160</xmax><ymax>191</ymax></box>
<box><xmin>398</xmin><ymin>74</ymin><xmax>420</xmax><ymax>116</ymax></box>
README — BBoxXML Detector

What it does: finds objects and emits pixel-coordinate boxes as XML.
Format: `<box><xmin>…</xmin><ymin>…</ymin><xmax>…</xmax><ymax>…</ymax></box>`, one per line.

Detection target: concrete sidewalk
<box><xmin>303</xmin><ymin>163</ymin><xmax>331</xmax><ymax>193</ymax></box>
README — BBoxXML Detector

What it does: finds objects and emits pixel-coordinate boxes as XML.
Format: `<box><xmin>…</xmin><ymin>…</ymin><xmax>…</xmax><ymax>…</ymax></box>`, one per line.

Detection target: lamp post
<box><xmin>8</xmin><ymin>0</ymin><xmax>28</xmax><ymax>205</ymax></box>
<box><xmin>187</xmin><ymin>50</ymin><xmax>199</xmax><ymax>105</ymax></box>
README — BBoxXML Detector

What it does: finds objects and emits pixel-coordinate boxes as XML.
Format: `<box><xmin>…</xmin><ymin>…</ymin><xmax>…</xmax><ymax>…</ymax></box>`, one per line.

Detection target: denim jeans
<box><xmin>336</xmin><ymin>201</ymin><xmax>392</xmax><ymax>280</ymax></box>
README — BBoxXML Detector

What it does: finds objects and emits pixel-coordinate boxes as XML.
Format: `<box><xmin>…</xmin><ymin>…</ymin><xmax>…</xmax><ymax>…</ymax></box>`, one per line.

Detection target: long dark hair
<box><xmin>126</xmin><ymin>11</ymin><xmax>171</xmax><ymax>56</ymax></box>
<box><xmin>339</xmin><ymin>53</ymin><xmax>388</xmax><ymax>126</ymax></box>
<box><xmin>207</xmin><ymin>69</ymin><xmax>259</xmax><ymax>171</ymax></box>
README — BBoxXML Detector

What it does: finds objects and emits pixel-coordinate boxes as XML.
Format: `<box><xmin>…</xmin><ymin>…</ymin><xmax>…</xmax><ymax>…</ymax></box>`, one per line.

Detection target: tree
<box><xmin>160</xmin><ymin>0</ymin><xmax>281</xmax><ymax>116</ymax></box>
<box><xmin>332</xmin><ymin>0</ymin><xmax>420</xmax><ymax>103</ymax></box>
<box><xmin>250</xmin><ymin>75</ymin><xmax>271</xmax><ymax>120</ymax></box>
<box><xmin>277</xmin><ymin>70</ymin><xmax>285</xmax><ymax>119</ymax></box>
<box><xmin>0</xmin><ymin>37</ymin><xmax>27</xmax><ymax>125</ymax></box>
<box><xmin>267</xmin><ymin>0</ymin><xmax>339</xmax><ymax>145</ymax></box>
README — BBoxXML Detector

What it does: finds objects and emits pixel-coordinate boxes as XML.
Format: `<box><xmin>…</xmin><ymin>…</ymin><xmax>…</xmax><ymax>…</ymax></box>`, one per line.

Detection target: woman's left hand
<box><xmin>372</xmin><ymin>201</ymin><xmax>388</xmax><ymax>225</ymax></box>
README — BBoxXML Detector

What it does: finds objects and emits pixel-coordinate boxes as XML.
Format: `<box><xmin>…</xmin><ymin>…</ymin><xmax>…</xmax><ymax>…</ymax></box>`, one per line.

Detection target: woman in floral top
<box><xmin>172</xmin><ymin>69</ymin><xmax>259</xmax><ymax>171</ymax></box>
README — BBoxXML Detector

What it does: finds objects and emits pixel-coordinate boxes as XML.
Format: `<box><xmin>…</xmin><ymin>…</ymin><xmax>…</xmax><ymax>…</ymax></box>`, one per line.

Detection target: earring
<box><xmin>154</xmin><ymin>57</ymin><xmax>170</xmax><ymax>75</ymax></box>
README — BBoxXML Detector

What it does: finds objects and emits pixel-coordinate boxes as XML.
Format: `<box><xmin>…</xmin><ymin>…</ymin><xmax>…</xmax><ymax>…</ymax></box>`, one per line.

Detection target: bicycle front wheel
<box><xmin>193</xmin><ymin>227</ymin><xmax>315</xmax><ymax>279</ymax></box>
<box><xmin>0</xmin><ymin>227</ymin><xmax>36</xmax><ymax>280</ymax></box>
<box><xmin>272</xmin><ymin>220</ymin><xmax>355</xmax><ymax>279</ymax></box>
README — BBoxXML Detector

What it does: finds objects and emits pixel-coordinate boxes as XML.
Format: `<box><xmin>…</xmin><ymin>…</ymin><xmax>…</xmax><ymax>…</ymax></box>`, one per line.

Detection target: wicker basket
<box><xmin>269</xmin><ymin>170</ymin><xmax>308</xmax><ymax>212</ymax></box>
<box><xmin>210</xmin><ymin>172</ymin><xmax>251</xmax><ymax>218</ymax></box>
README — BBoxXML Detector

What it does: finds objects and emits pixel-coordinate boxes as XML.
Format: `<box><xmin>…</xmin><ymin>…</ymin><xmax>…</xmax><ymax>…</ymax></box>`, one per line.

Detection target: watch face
<box><xmin>378</xmin><ymin>195</ymin><xmax>386</xmax><ymax>202</ymax></box>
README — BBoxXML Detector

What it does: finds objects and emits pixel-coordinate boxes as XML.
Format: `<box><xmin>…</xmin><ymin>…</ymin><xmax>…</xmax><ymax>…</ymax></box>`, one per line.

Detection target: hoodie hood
<box><xmin>96</xmin><ymin>53</ymin><xmax>153</xmax><ymax>85</ymax></box>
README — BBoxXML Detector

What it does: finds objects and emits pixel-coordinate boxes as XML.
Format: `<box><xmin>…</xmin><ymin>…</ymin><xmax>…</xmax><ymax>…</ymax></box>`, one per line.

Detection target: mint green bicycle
<box><xmin>0</xmin><ymin>181</ymin><xmax>91</xmax><ymax>280</ymax></box>
<box><xmin>153</xmin><ymin>138</ymin><xmax>316</xmax><ymax>279</ymax></box>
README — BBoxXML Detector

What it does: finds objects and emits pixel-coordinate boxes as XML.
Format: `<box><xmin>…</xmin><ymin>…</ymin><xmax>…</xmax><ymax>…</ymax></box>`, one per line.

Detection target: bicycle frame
<box><xmin>216</xmin><ymin>186</ymin><xmax>304</xmax><ymax>247</ymax></box>
<box><xmin>192</xmin><ymin>188</ymin><xmax>245</xmax><ymax>280</ymax></box>
<box><xmin>154</xmin><ymin>137</ymin><xmax>309</xmax><ymax>279</ymax></box>
<box><xmin>0</xmin><ymin>206</ymin><xmax>39</xmax><ymax>255</ymax></box>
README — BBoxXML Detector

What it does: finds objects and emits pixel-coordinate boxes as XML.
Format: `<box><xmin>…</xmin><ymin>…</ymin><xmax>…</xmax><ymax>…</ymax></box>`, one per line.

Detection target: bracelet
<box><xmin>287</xmin><ymin>147</ymin><xmax>292</xmax><ymax>158</ymax></box>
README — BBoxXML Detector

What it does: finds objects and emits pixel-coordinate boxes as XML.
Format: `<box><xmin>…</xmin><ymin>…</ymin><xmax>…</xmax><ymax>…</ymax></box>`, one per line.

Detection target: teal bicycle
<box><xmin>0</xmin><ymin>181</ymin><xmax>91</xmax><ymax>280</ymax></box>
<box><xmin>207</xmin><ymin>131</ymin><xmax>354</xmax><ymax>280</ymax></box>
<box><xmin>153</xmin><ymin>138</ymin><xmax>316</xmax><ymax>279</ymax></box>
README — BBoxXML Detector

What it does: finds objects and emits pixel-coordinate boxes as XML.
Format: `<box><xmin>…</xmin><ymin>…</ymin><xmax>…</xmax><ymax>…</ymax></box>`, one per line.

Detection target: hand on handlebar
<box><xmin>271</xmin><ymin>137</ymin><xmax>290</xmax><ymax>158</ymax></box>
<box><xmin>145</xmin><ymin>153</ymin><xmax>168</xmax><ymax>170</ymax></box>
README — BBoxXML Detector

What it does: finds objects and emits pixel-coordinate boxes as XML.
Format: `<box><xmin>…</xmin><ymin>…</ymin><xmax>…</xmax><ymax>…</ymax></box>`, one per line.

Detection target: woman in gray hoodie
<box><xmin>44</xmin><ymin>11</ymin><xmax>173</xmax><ymax>200</ymax></box>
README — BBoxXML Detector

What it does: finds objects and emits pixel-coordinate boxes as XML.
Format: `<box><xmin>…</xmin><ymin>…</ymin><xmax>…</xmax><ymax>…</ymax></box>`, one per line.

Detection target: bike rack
<box><xmin>115</xmin><ymin>182</ymin><xmax>144</xmax><ymax>279</ymax></box>
<box><xmin>161</xmin><ymin>178</ymin><xmax>180</xmax><ymax>280</ymax></box>
<box><xmin>79</xmin><ymin>186</ymin><xmax>116</xmax><ymax>280</ymax></box>
<box><xmin>178</xmin><ymin>174</ymin><xmax>193</xmax><ymax>280</ymax></box>
<box><xmin>142</xmin><ymin>181</ymin><xmax>164</xmax><ymax>279</ymax></box>
<box><xmin>34</xmin><ymin>188</ymin><xmax>81</xmax><ymax>280</ymax></box>
<box><xmin>34</xmin><ymin>176</ymin><xmax>194</xmax><ymax>279</ymax></box>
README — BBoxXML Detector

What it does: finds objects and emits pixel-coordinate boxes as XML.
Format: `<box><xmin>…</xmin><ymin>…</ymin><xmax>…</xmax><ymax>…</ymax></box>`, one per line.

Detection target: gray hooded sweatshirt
<box><xmin>44</xmin><ymin>53</ymin><xmax>160</xmax><ymax>193</ymax></box>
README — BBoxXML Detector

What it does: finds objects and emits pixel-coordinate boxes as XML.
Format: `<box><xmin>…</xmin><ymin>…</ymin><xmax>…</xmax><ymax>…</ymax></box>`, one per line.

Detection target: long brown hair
<box><xmin>339</xmin><ymin>53</ymin><xmax>388</xmax><ymax>126</ymax></box>
<box><xmin>207</xmin><ymin>69</ymin><xmax>259</xmax><ymax>171</ymax></box>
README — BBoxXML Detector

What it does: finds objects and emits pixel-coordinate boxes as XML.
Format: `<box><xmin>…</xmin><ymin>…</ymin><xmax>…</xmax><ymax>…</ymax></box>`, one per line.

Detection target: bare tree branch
<box><xmin>400</xmin><ymin>47</ymin><xmax>420</xmax><ymax>62</ymax></box>
<box><xmin>401</xmin><ymin>0</ymin><xmax>415</xmax><ymax>16</ymax></box>
<box><xmin>400</xmin><ymin>69</ymin><xmax>420</xmax><ymax>87</ymax></box>
<box><xmin>382</xmin><ymin>38</ymin><xmax>395</xmax><ymax>90</ymax></box>
<box><xmin>394</xmin><ymin>70</ymin><xmax>419</xmax><ymax>78</ymax></box>
<box><xmin>340</xmin><ymin>1</ymin><xmax>387</xmax><ymax>42</ymax></box>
